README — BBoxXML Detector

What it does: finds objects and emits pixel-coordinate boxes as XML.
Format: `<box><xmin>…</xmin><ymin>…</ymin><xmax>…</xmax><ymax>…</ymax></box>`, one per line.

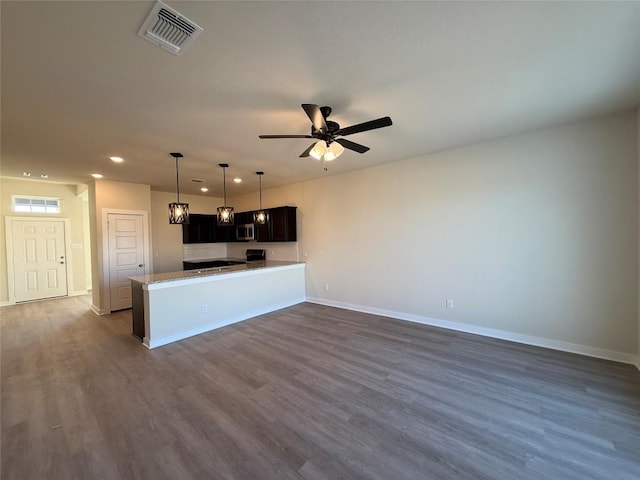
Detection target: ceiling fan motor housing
<box><xmin>312</xmin><ymin>120</ymin><xmax>340</xmax><ymax>139</ymax></box>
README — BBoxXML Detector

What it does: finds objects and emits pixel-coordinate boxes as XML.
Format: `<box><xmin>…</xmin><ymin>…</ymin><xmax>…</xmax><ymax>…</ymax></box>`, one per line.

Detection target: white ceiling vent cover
<box><xmin>138</xmin><ymin>1</ymin><xmax>203</xmax><ymax>56</ymax></box>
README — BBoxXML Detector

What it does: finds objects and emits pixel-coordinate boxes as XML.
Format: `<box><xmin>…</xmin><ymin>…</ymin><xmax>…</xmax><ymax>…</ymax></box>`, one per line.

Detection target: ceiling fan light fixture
<box><xmin>310</xmin><ymin>141</ymin><xmax>327</xmax><ymax>160</ymax></box>
<box><xmin>217</xmin><ymin>163</ymin><xmax>234</xmax><ymax>225</ymax></box>
<box><xmin>324</xmin><ymin>141</ymin><xmax>344</xmax><ymax>161</ymax></box>
<box><xmin>169</xmin><ymin>152</ymin><xmax>189</xmax><ymax>225</ymax></box>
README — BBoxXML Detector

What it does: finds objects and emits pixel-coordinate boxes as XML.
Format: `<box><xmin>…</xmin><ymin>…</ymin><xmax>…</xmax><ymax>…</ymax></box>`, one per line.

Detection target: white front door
<box><xmin>107</xmin><ymin>213</ymin><xmax>145</xmax><ymax>311</ymax></box>
<box><xmin>9</xmin><ymin>219</ymin><xmax>68</xmax><ymax>302</ymax></box>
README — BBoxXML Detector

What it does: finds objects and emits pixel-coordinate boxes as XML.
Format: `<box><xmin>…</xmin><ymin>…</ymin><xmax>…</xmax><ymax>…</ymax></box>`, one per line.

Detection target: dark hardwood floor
<box><xmin>2</xmin><ymin>295</ymin><xmax>639</xmax><ymax>479</ymax></box>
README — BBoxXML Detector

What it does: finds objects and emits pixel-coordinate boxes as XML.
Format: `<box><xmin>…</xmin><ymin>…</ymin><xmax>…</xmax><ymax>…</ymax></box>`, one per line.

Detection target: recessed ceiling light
<box><xmin>22</xmin><ymin>172</ymin><xmax>31</xmax><ymax>177</ymax></box>
<box><xmin>200</xmin><ymin>187</ymin><xmax>209</xmax><ymax>192</ymax></box>
<box><xmin>233</xmin><ymin>178</ymin><xmax>242</xmax><ymax>183</ymax></box>
<box><xmin>91</xmin><ymin>173</ymin><xmax>104</xmax><ymax>179</ymax></box>
<box><xmin>40</xmin><ymin>174</ymin><xmax>49</xmax><ymax>179</ymax></box>
<box><xmin>110</xmin><ymin>156</ymin><xmax>124</xmax><ymax>163</ymax></box>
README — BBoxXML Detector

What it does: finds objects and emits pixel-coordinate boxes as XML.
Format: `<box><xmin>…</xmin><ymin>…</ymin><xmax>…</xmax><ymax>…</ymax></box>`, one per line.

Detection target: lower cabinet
<box><xmin>131</xmin><ymin>280</ymin><xmax>145</xmax><ymax>340</ymax></box>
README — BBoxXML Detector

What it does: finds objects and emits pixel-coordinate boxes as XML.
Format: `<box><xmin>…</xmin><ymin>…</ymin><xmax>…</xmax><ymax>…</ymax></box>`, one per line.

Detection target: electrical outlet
<box><xmin>201</xmin><ymin>304</ymin><xmax>208</xmax><ymax>313</ymax></box>
<box><xmin>446</xmin><ymin>299</ymin><xmax>454</xmax><ymax>309</ymax></box>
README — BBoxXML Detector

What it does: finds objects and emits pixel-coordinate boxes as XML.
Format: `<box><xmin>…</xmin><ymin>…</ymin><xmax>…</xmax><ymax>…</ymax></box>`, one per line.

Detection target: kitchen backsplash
<box><xmin>227</xmin><ymin>242</ymin><xmax>299</xmax><ymax>262</ymax></box>
<box><xmin>183</xmin><ymin>242</ymin><xmax>299</xmax><ymax>262</ymax></box>
<box><xmin>183</xmin><ymin>243</ymin><xmax>227</xmax><ymax>261</ymax></box>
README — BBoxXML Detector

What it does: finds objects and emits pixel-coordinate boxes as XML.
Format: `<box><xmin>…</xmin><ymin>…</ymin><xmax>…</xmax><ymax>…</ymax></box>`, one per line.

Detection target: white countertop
<box><xmin>129</xmin><ymin>260</ymin><xmax>304</xmax><ymax>286</ymax></box>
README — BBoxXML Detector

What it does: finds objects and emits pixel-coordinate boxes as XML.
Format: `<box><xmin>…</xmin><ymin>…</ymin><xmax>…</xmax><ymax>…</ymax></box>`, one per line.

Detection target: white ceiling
<box><xmin>2</xmin><ymin>1</ymin><xmax>639</xmax><ymax>196</ymax></box>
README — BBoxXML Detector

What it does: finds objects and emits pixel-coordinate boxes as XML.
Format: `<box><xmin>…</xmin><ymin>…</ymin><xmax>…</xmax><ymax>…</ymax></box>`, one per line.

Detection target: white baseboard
<box><xmin>90</xmin><ymin>304</ymin><xmax>110</xmax><ymax>315</ymax></box>
<box><xmin>144</xmin><ymin>297</ymin><xmax>305</xmax><ymax>349</ymax></box>
<box><xmin>0</xmin><ymin>300</ymin><xmax>13</xmax><ymax>307</ymax></box>
<box><xmin>69</xmin><ymin>290</ymin><xmax>90</xmax><ymax>297</ymax></box>
<box><xmin>306</xmin><ymin>297</ymin><xmax>640</xmax><ymax>368</ymax></box>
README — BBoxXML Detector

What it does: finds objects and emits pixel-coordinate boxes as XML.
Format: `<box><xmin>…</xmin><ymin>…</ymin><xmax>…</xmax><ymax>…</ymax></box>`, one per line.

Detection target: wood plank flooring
<box><xmin>2</xmin><ymin>295</ymin><xmax>639</xmax><ymax>479</ymax></box>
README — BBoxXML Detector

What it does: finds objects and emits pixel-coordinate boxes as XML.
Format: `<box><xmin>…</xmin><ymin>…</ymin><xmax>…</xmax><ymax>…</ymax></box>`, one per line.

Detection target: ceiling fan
<box><xmin>259</xmin><ymin>104</ymin><xmax>392</xmax><ymax>160</ymax></box>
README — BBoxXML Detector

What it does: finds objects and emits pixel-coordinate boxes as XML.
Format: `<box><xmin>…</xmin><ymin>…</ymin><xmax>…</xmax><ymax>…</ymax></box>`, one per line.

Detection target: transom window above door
<box><xmin>12</xmin><ymin>195</ymin><xmax>61</xmax><ymax>214</ymax></box>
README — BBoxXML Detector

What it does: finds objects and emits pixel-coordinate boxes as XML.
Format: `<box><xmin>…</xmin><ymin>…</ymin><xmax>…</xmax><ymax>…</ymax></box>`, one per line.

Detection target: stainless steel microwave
<box><xmin>236</xmin><ymin>223</ymin><xmax>254</xmax><ymax>241</ymax></box>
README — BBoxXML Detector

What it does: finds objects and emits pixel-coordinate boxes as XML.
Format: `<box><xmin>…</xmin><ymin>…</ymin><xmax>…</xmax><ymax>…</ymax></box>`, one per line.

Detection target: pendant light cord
<box><xmin>223</xmin><ymin>166</ymin><xmax>227</xmax><ymax>206</ymax></box>
<box><xmin>175</xmin><ymin>157</ymin><xmax>180</xmax><ymax>202</ymax></box>
<box><xmin>259</xmin><ymin>174</ymin><xmax>263</xmax><ymax>209</ymax></box>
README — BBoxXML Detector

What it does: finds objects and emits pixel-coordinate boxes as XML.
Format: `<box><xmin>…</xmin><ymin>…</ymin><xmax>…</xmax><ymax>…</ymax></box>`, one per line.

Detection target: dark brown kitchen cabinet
<box><xmin>270</xmin><ymin>206</ymin><xmax>297</xmax><ymax>241</ymax></box>
<box><xmin>215</xmin><ymin>223</ymin><xmax>234</xmax><ymax>242</ymax></box>
<box><xmin>235</xmin><ymin>211</ymin><xmax>252</xmax><ymax>225</ymax></box>
<box><xmin>183</xmin><ymin>213</ymin><xmax>234</xmax><ymax>243</ymax></box>
<box><xmin>183</xmin><ymin>207</ymin><xmax>297</xmax><ymax>243</ymax></box>
<box><xmin>255</xmin><ymin>206</ymin><xmax>297</xmax><ymax>242</ymax></box>
<box><xmin>255</xmin><ymin>217</ymin><xmax>270</xmax><ymax>242</ymax></box>
<box><xmin>182</xmin><ymin>214</ymin><xmax>215</xmax><ymax>243</ymax></box>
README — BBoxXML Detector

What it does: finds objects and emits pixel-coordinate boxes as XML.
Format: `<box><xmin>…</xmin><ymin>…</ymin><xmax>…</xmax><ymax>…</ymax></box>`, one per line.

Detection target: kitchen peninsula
<box><xmin>129</xmin><ymin>260</ymin><xmax>305</xmax><ymax>348</ymax></box>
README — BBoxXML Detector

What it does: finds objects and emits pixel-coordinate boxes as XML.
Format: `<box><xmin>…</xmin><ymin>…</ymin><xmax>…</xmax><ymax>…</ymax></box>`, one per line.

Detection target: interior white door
<box><xmin>108</xmin><ymin>213</ymin><xmax>145</xmax><ymax>311</ymax></box>
<box><xmin>10</xmin><ymin>219</ymin><xmax>68</xmax><ymax>302</ymax></box>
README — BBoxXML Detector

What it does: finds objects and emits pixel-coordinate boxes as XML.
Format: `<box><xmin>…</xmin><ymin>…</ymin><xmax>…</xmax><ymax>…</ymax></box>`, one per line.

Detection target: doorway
<box><xmin>5</xmin><ymin>217</ymin><xmax>71</xmax><ymax>303</ymax></box>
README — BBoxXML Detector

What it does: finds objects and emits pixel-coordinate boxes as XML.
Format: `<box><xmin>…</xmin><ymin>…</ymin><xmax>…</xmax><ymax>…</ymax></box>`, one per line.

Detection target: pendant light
<box><xmin>168</xmin><ymin>152</ymin><xmax>189</xmax><ymax>224</ymax></box>
<box><xmin>254</xmin><ymin>171</ymin><xmax>267</xmax><ymax>225</ymax></box>
<box><xmin>217</xmin><ymin>163</ymin><xmax>234</xmax><ymax>225</ymax></box>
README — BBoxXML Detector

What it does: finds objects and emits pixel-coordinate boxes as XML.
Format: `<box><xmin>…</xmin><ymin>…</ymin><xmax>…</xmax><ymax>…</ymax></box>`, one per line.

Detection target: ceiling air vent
<box><xmin>138</xmin><ymin>1</ymin><xmax>203</xmax><ymax>56</ymax></box>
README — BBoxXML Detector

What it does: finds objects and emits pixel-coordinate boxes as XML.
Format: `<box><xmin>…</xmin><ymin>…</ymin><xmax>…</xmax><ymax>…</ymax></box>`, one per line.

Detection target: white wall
<box><xmin>231</xmin><ymin>110</ymin><xmax>639</xmax><ymax>359</ymax></box>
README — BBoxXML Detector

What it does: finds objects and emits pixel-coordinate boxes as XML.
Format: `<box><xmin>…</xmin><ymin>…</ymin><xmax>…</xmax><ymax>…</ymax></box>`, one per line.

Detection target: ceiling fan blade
<box><xmin>335</xmin><ymin>138</ymin><xmax>370</xmax><ymax>154</ymax></box>
<box><xmin>336</xmin><ymin>116</ymin><xmax>393</xmax><ymax>137</ymax></box>
<box><xmin>301</xmin><ymin>104</ymin><xmax>328</xmax><ymax>132</ymax></box>
<box><xmin>299</xmin><ymin>143</ymin><xmax>316</xmax><ymax>158</ymax></box>
<box><xmin>259</xmin><ymin>135</ymin><xmax>314</xmax><ymax>139</ymax></box>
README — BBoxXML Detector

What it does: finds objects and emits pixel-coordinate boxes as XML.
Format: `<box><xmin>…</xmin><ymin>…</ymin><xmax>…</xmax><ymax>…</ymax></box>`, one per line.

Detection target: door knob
<box><xmin>59</xmin><ymin>261</ymin><xmax>65</xmax><ymax>264</ymax></box>
<box><xmin>138</xmin><ymin>264</ymin><xmax>144</xmax><ymax>267</ymax></box>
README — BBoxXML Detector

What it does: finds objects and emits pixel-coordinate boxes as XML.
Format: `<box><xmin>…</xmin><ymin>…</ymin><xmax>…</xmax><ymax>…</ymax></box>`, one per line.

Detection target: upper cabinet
<box><xmin>183</xmin><ymin>206</ymin><xmax>297</xmax><ymax>243</ymax></box>
<box><xmin>266</xmin><ymin>206</ymin><xmax>297</xmax><ymax>242</ymax></box>
<box><xmin>235</xmin><ymin>211</ymin><xmax>253</xmax><ymax>225</ymax></box>
<box><xmin>182</xmin><ymin>213</ymin><xmax>215</xmax><ymax>243</ymax></box>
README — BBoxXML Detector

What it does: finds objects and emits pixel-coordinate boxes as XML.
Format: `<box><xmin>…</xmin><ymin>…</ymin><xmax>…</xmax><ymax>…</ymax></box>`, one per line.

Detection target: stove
<box><xmin>246</xmin><ymin>249</ymin><xmax>266</xmax><ymax>262</ymax></box>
